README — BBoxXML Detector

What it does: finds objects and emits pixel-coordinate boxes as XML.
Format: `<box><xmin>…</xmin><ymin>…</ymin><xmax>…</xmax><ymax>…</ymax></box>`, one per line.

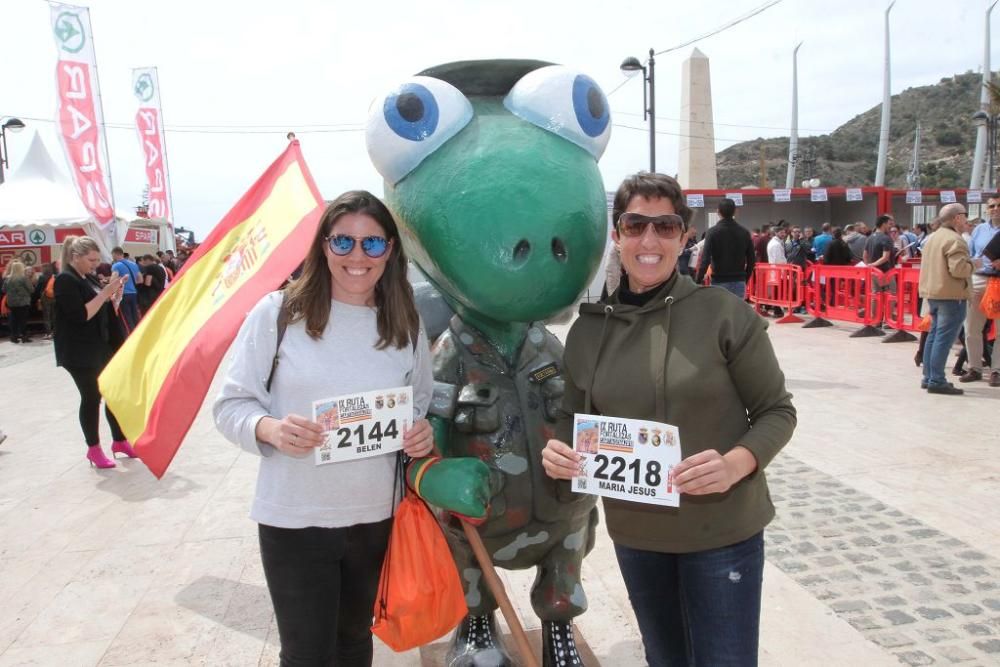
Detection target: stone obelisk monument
<box><xmin>678</xmin><ymin>48</ymin><xmax>718</xmax><ymax>188</ymax></box>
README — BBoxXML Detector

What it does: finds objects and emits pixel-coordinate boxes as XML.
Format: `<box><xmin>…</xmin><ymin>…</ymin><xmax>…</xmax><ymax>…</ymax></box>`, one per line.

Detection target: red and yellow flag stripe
<box><xmin>99</xmin><ymin>142</ymin><xmax>324</xmax><ymax>478</ymax></box>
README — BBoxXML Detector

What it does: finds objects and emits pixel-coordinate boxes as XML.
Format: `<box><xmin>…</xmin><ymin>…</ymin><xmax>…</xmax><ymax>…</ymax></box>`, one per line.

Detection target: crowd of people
<box><xmin>0</xmin><ymin>246</ymin><xmax>188</xmax><ymax>341</ymax></box>
<box><xmin>0</xmin><ymin>239</ymin><xmax>196</xmax><ymax>464</ymax></box>
<box><xmin>675</xmin><ymin>196</ymin><xmax>999</xmax><ymax>397</ymax></box>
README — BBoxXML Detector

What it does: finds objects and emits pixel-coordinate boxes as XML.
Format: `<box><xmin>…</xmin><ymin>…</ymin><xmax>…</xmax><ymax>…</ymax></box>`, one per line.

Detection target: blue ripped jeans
<box><xmin>614</xmin><ymin>531</ymin><xmax>765</xmax><ymax>667</ymax></box>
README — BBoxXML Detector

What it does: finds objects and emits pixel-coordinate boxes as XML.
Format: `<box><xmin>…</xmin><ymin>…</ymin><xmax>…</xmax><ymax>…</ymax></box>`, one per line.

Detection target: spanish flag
<box><xmin>99</xmin><ymin>141</ymin><xmax>324</xmax><ymax>478</ymax></box>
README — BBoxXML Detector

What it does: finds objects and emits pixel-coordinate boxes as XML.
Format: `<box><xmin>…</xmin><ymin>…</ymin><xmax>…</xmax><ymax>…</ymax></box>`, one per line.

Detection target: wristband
<box><xmin>412</xmin><ymin>456</ymin><xmax>442</xmax><ymax>497</ymax></box>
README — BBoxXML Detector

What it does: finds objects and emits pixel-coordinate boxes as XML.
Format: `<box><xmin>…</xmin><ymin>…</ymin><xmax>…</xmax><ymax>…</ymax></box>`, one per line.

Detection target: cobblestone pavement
<box><xmin>768</xmin><ymin>455</ymin><xmax>1000</xmax><ymax>666</ymax></box>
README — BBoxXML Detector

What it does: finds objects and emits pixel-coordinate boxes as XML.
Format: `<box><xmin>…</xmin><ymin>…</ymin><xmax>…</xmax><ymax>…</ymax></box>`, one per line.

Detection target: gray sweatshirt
<box><xmin>213</xmin><ymin>291</ymin><xmax>433</xmax><ymax>529</ymax></box>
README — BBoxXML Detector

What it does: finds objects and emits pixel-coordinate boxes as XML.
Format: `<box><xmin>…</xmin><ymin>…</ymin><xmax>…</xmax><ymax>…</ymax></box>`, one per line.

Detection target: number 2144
<box><xmin>335</xmin><ymin>420</ymin><xmax>399</xmax><ymax>448</ymax></box>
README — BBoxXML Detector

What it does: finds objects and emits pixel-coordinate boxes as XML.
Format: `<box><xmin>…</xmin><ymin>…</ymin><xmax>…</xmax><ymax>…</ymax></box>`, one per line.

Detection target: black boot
<box><xmin>446</xmin><ymin>613</ymin><xmax>513</xmax><ymax>667</ymax></box>
<box><xmin>542</xmin><ymin>620</ymin><xmax>585</xmax><ymax>667</ymax></box>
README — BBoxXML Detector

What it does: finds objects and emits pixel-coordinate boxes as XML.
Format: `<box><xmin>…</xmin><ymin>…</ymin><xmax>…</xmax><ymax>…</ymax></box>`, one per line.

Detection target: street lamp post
<box><xmin>0</xmin><ymin>117</ymin><xmax>26</xmax><ymax>185</ymax></box>
<box><xmin>973</xmin><ymin>110</ymin><xmax>997</xmax><ymax>190</ymax></box>
<box><xmin>621</xmin><ymin>48</ymin><xmax>656</xmax><ymax>172</ymax></box>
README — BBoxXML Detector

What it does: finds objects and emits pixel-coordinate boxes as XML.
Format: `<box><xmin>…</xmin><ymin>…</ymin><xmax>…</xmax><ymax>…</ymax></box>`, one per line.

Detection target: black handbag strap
<box><xmin>265</xmin><ymin>293</ymin><xmax>290</xmax><ymax>392</ymax></box>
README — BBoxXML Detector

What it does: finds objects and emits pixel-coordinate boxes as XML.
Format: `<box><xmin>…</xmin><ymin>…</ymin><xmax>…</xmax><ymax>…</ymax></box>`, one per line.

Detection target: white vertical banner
<box><xmin>132</xmin><ymin>67</ymin><xmax>174</xmax><ymax>227</ymax></box>
<box><xmin>49</xmin><ymin>3</ymin><xmax>116</xmax><ymax>230</ymax></box>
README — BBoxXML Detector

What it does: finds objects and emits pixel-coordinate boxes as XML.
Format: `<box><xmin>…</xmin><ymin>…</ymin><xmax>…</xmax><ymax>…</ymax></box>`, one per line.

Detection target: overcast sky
<box><xmin>0</xmin><ymin>0</ymin><xmax>993</xmax><ymax>238</ymax></box>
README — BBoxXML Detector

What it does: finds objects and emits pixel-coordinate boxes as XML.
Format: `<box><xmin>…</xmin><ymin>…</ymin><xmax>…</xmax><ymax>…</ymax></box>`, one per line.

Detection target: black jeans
<box><xmin>64</xmin><ymin>365</ymin><xmax>126</xmax><ymax>446</ymax></box>
<box><xmin>9</xmin><ymin>305</ymin><xmax>30</xmax><ymax>341</ymax></box>
<box><xmin>259</xmin><ymin>519</ymin><xmax>393</xmax><ymax>667</ymax></box>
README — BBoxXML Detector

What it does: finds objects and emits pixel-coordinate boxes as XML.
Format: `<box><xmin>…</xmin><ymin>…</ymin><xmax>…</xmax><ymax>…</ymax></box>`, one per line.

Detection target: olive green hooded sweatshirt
<box><xmin>556</xmin><ymin>272</ymin><xmax>796</xmax><ymax>553</ymax></box>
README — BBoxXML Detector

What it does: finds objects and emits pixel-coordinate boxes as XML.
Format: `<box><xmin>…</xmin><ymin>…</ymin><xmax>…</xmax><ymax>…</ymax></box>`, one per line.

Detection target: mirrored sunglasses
<box><xmin>326</xmin><ymin>234</ymin><xmax>390</xmax><ymax>258</ymax></box>
<box><xmin>617</xmin><ymin>213</ymin><xmax>686</xmax><ymax>239</ymax></box>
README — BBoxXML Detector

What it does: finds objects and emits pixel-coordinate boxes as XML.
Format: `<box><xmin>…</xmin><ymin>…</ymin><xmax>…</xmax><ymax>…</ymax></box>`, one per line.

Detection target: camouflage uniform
<box><xmin>430</xmin><ymin>315</ymin><xmax>598</xmax><ymax>621</ymax></box>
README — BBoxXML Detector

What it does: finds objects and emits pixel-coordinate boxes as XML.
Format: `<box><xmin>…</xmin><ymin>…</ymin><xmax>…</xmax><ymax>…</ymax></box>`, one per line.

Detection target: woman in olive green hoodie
<box><xmin>543</xmin><ymin>173</ymin><xmax>796</xmax><ymax>667</ymax></box>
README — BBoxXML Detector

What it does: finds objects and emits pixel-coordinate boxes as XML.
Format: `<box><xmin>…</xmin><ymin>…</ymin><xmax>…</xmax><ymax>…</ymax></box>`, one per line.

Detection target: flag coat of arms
<box><xmin>99</xmin><ymin>141</ymin><xmax>324</xmax><ymax>478</ymax></box>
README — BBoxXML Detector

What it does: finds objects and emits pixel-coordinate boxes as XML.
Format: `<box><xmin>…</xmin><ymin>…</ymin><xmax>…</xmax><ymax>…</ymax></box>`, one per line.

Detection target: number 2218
<box><xmin>593</xmin><ymin>454</ymin><xmax>662</xmax><ymax>486</ymax></box>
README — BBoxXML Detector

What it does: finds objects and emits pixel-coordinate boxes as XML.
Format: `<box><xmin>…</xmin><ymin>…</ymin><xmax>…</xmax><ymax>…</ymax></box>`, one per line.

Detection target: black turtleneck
<box><xmin>617</xmin><ymin>272</ymin><xmax>676</xmax><ymax>307</ymax></box>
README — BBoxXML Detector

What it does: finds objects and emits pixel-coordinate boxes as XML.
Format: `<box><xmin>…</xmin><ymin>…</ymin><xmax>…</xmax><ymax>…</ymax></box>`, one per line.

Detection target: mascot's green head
<box><xmin>365</xmin><ymin>59</ymin><xmax>610</xmax><ymax>324</ymax></box>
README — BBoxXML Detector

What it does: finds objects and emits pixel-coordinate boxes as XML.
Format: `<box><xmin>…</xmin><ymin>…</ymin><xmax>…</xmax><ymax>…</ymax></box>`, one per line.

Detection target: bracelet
<box><xmin>412</xmin><ymin>456</ymin><xmax>442</xmax><ymax>497</ymax></box>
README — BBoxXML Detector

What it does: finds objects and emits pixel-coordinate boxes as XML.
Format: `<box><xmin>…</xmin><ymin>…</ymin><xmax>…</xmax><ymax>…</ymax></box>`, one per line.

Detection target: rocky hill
<box><xmin>716</xmin><ymin>71</ymin><xmax>986</xmax><ymax>189</ymax></box>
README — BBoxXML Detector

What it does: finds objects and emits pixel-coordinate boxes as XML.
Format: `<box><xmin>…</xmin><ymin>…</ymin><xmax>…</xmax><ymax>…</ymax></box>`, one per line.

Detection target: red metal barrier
<box><xmin>748</xmin><ymin>264</ymin><xmax>803</xmax><ymax>324</ymax></box>
<box><xmin>803</xmin><ymin>264</ymin><xmax>885</xmax><ymax>337</ymax></box>
<box><xmin>880</xmin><ymin>267</ymin><xmax>921</xmax><ymax>342</ymax></box>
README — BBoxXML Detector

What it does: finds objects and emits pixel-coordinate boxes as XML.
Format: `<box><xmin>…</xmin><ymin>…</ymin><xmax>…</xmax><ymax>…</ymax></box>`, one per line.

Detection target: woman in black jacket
<box><xmin>54</xmin><ymin>236</ymin><xmax>136</xmax><ymax>469</ymax></box>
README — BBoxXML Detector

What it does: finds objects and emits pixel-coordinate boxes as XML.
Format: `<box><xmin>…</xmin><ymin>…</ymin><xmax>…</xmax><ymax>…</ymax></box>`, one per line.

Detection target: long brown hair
<box><xmin>284</xmin><ymin>190</ymin><xmax>420</xmax><ymax>350</ymax></box>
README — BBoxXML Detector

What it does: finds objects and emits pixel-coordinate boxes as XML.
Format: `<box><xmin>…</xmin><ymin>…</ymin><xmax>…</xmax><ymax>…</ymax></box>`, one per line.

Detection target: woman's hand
<box><xmin>100</xmin><ymin>272</ymin><xmax>126</xmax><ymax>300</ymax></box>
<box><xmin>542</xmin><ymin>439</ymin><xmax>583</xmax><ymax>480</ymax></box>
<box><xmin>671</xmin><ymin>447</ymin><xmax>757</xmax><ymax>495</ymax></box>
<box><xmin>402</xmin><ymin>418</ymin><xmax>434</xmax><ymax>458</ymax></box>
<box><xmin>257</xmin><ymin>414</ymin><xmax>325</xmax><ymax>458</ymax></box>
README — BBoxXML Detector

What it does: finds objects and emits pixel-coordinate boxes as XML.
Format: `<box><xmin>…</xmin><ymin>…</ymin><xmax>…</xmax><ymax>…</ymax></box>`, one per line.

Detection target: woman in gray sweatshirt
<box><xmin>214</xmin><ymin>191</ymin><xmax>435</xmax><ymax>666</ymax></box>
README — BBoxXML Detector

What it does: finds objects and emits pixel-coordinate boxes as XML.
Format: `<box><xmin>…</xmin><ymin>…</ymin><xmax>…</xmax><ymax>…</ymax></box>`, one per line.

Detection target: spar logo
<box><xmin>53</xmin><ymin>11</ymin><xmax>86</xmax><ymax>54</ymax></box>
<box><xmin>134</xmin><ymin>73</ymin><xmax>155</xmax><ymax>103</ymax></box>
<box><xmin>210</xmin><ymin>223</ymin><xmax>272</xmax><ymax>306</ymax></box>
<box><xmin>28</xmin><ymin>230</ymin><xmax>46</xmax><ymax>245</ymax></box>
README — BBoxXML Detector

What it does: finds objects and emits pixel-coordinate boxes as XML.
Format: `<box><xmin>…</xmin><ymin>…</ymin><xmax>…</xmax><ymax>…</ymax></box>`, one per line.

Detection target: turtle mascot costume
<box><xmin>366</xmin><ymin>59</ymin><xmax>611</xmax><ymax>667</ymax></box>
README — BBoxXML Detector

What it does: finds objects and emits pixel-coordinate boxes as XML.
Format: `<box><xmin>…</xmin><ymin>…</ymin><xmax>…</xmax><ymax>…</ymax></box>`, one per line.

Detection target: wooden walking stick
<box><xmin>461</xmin><ymin>520</ymin><xmax>540</xmax><ymax>667</ymax></box>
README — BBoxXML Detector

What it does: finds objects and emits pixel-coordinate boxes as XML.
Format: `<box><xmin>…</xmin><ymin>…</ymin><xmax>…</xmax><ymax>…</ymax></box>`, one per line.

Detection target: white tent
<box><xmin>0</xmin><ymin>131</ymin><xmax>130</xmax><ymax>258</ymax></box>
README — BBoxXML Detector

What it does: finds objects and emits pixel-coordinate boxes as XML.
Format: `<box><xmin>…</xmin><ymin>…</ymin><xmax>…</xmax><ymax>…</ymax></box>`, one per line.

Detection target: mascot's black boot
<box><xmin>542</xmin><ymin>620</ymin><xmax>584</xmax><ymax>667</ymax></box>
<box><xmin>447</xmin><ymin>613</ymin><xmax>514</xmax><ymax>667</ymax></box>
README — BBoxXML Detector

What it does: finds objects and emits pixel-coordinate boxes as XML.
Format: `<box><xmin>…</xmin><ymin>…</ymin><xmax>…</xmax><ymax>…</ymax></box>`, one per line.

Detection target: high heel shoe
<box><xmin>86</xmin><ymin>445</ymin><xmax>116</xmax><ymax>469</ymax></box>
<box><xmin>111</xmin><ymin>440</ymin><xmax>138</xmax><ymax>459</ymax></box>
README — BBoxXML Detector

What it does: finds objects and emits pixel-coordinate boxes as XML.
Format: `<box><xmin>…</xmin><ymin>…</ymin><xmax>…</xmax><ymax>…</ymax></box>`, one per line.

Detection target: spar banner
<box><xmin>49</xmin><ymin>2</ymin><xmax>115</xmax><ymax>228</ymax></box>
<box><xmin>99</xmin><ymin>142</ymin><xmax>325</xmax><ymax>478</ymax></box>
<box><xmin>132</xmin><ymin>67</ymin><xmax>173</xmax><ymax>222</ymax></box>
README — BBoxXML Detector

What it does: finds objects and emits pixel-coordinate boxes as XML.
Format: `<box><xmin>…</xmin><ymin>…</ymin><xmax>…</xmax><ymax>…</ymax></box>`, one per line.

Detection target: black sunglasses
<box><xmin>326</xmin><ymin>234</ymin><xmax>390</xmax><ymax>258</ymax></box>
<box><xmin>617</xmin><ymin>213</ymin><xmax>686</xmax><ymax>239</ymax></box>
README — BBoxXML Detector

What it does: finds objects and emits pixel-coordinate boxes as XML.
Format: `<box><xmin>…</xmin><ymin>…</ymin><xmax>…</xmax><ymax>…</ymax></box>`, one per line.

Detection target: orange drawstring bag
<box><xmin>373</xmin><ymin>458</ymin><xmax>467</xmax><ymax>651</ymax></box>
<box><xmin>981</xmin><ymin>277</ymin><xmax>1000</xmax><ymax>320</ymax></box>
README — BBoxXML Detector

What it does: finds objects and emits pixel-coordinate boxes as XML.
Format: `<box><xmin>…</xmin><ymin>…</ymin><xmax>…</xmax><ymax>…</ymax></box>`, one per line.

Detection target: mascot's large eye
<box><xmin>503</xmin><ymin>66</ymin><xmax>611</xmax><ymax>160</ymax></box>
<box><xmin>366</xmin><ymin>76</ymin><xmax>473</xmax><ymax>184</ymax></box>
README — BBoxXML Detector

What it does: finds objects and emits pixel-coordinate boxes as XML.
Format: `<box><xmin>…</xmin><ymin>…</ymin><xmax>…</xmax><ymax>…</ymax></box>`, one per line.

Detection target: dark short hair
<box><xmin>822</xmin><ymin>222</ymin><xmax>831</xmax><ymax>232</ymax></box>
<box><xmin>875</xmin><ymin>214</ymin><xmax>892</xmax><ymax>229</ymax></box>
<box><xmin>111</xmin><ymin>246</ymin><xmax>124</xmax><ymax>255</ymax></box>
<box><xmin>717</xmin><ymin>198</ymin><xmax>736</xmax><ymax>219</ymax></box>
<box><xmin>612</xmin><ymin>172</ymin><xmax>692</xmax><ymax>227</ymax></box>
<box><xmin>833</xmin><ymin>227</ymin><xmax>844</xmax><ymax>240</ymax></box>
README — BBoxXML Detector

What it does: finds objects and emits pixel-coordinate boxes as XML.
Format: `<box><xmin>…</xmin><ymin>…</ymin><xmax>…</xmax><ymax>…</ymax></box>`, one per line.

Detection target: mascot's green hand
<box><xmin>410</xmin><ymin>457</ymin><xmax>492</xmax><ymax>519</ymax></box>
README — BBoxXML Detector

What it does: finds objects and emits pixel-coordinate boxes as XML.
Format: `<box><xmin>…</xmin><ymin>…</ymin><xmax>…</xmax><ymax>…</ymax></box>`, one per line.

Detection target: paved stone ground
<box><xmin>0</xmin><ymin>313</ymin><xmax>996</xmax><ymax>666</ymax></box>
<box><xmin>767</xmin><ymin>455</ymin><xmax>1000</xmax><ymax>666</ymax></box>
